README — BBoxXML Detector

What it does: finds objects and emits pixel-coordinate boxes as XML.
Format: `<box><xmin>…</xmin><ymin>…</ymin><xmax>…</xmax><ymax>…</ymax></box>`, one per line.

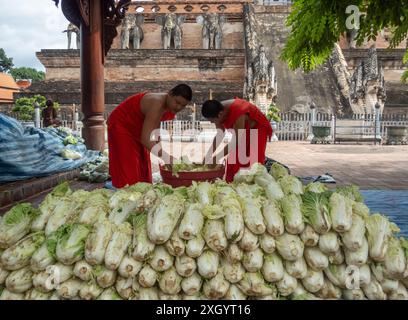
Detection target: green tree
<box><xmin>12</xmin><ymin>95</ymin><xmax>59</xmax><ymax>121</ymax></box>
<box><xmin>266</xmin><ymin>103</ymin><xmax>282</xmax><ymax>122</ymax></box>
<box><xmin>10</xmin><ymin>67</ymin><xmax>45</xmax><ymax>83</ymax></box>
<box><xmin>0</xmin><ymin>48</ymin><xmax>14</xmax><ymax>73</ymax></box>
<box><xmin>281</xmin><ymin>0</ymin><xmax>408</xmax><ymax>82</ymax></box>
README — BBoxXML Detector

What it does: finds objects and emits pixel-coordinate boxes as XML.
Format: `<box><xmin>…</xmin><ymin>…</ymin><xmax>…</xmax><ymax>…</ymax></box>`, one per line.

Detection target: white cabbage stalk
<box><xmin>165</xmin><ymin>230</ymin><xmax>186</xmax><ymax>257</ymax></box>
<box><xmin>0</xmin><ymin>203</ymin><xmax>39</xmax><ymax>248</ymax></box>
<box><xmin>185</xmin><ymin>235</ymin><xmax>205</xmax><ymax>258</ymax></box>
<box><xmin>31</xmin><ymin>182</ymin><xmax>71</xmax><ymax>232</ymax></box>
<box><xmin>195</xmin><ymin>181</ymin><xmax>214</xmax><ymax>206</ymax></box>
<box><xmin>353</xmin><ymin>202</ymin><xmax>370</xmax><ymax>219</ymax></box>
<box><xmin>242</xmin><ymin>248</ymin><xmax>264</xmax><ymax>272</ymax></box>
<box><xmin>5</xmin><ymin>266</ymin><xmax>33</xmax><ymax>293</ymax></box>
<box><xmin>362</xmin><ymin>277</ymin><xmax>386</xmax><ymax>300</ymax></box>
<box><xmin>226</xmin><ymin>243</ymin><xmax>243</xmax><ymax>263</ymax></box>
<box><xmin>138</xmin><ymin>287</ymin><xmax>159</xmax><ymax>300</ymax></box>
<box><xmin>301</xmin><ymin>269</ymin><xmax>324</xmax><ymax>293</ymax></box>
<box><xmin>85</xmin><ymin>220</ymin><xmax>113</xmax><ymax>266</ymax></box>
<box><xmin>31</xmin><ymin>242</ymin><xmax>55</xmax><ymax>272</ymax></box>
<box><xmin>262</xmin><ymin>200</ymin><xmax>284</xmax><ymax>237</ymax></box>
<box><xmin>159</xmin><ymin>293</ymin><xmax>181</xmax><ymax>300</ymax></box>
<box><xmin>275</xmin><ymin>233</ymin><xmax>304</xmax><ymax>261</ymax></box>
<box><xmin>33</xmin><ymin>271</ymin><xmax>59</xmax><ymax>293</ymax></box>
<box><xmin>304</xmin><ymin>247</ymin><xmax>329</xmax><ymax>271</ymax></box>
<box><xmin>300</xmin><ymin>225</ymin><xmax>320</xmax><ymax>247</ymax></box>
<box><xmin>115</xmin><ymin>276</ymin><xmax>133</xmax><ymax>299</ymax></box>
<box><xmin>276</xmin><ymin>271</ymin><xmax>298</xmax><ymax>296</ymax></box>
<box><xmin>260</xmin><ymin>233</ymin><xmax>276</xmax><ymax>254</ymax></box>
<box><xmin>223</xmin><ymin>200</ymin><xmax>245</xmax><ymax>242</ymax></box>
<box><xmin>0</xmin><ymin>266</ymin><xmax>10</xmax><ymax>285</ymax></box>
<box><xmin>222</xmin><ymin>259</ymin><xmax>245</xmax><ymax>283</ymax></box>
<box><xmin>304</xmin><ymin>182</ymin><xmax>327</xmax><ymax>194</ymax></box>
<box><xmin>239</xmin><ymin>194</ymin><xmax>266</xmax><ymax>235</ymax></box>
<box><xmin>281</xmin><ymin>194</ymin><xmax>305</xmax><ymax>234</ymax></box>
<box><xmin>138</xmin><ymin>265</ymin><xmax>158</xmax><ymax>288</ymax></box>
<box><xmin>233</xmin><ymin>169</ymin><xmax>255</xmax><ymax>184</ymax></box>
<box><xmin>345</xmin><ymin>238</ymin><xmax>368</xmax><ymax>266</ymax></box>
<box><xmin>371</xmin><ymin>262</ymin><xmax>386</xmax><ymax>283</ymax></box>
<box><xmin>96</xmin><ymin>266</ymin><xmax>117</xmax><ymax>288</ymax></box>
<box><xmin>380</xmin><ymin>277</ymin><xmax>399</xmax><ymax>294</ymax></box>
<box><xmin>104</xmin><ymin>222</ymin><xmax>132</xmax><ymax>270</ymax></box>
<box><xmin>203</xmin><ymin>269</ymin><xmax>230</xmax><ymax>299</ymax></box>
<box><xmin>147</xmin><ymin>193</ymin><xmax>185</xmax><ymax>244</ymax></box>
<box><xmin>292</xmin><ymin>283</ymin><xmax>308</xmax><ymax>296</ymax></box>
<box><xmin>318</xmin><ymin>231</ymin><xmax>340</xmax><ymax>255</ymax></box>
<box><xmin>45</xmin><ymin>190</ymin><xmax>88</xmax><ymax>236</ymax></box>
<box><xmin>203</xmin><ymin>219</ymin><xmax>228</xmax><ymax>251</ymax></box>
<box><xmin>175</xmin><ymin>255</ymin><xmax>196</xmax><ymax>277</ymax></box>
<box><xmin>324</xmin><ymin>264</ymin><xmax>347</xmax><ymax>289</ymax></box>
<box><xmin>262</xmin><ymin>253</ymin><xmax>284</xmax><ymax>282</ymax></box>
<box><xmin>341</xmin><ymin>214</ymin><xmax>366</xmax><ymax>252</ymax></box>
<box><xmin>57</xmin><ymin>278</ymin><xmax>82</xmax><ymax>299</ymax></box>
<box><xmin>329</xmin><ymin>193</ymin><xmax>353</xmax><ymax>233</ymax></box>
<box><xmin>279</xmin><ymin>175</ymin><xmax>303</xmax><ymax>195</ymax></box>
<box><xmin>1</xmin><ymin>232</ymin><xmax>45</xmax><ymax>271</ymax></box>
<box><xmin>159</xmin><ymin>267</ymin><xmax>182</xmax><ymax>295</ymax></box>
<box><xmin>329</xmin><ymin>248</ymin><xmax>345</xmax><ymax>265</ymax></box>
<box><xmin>366</xmin><ymin>213</ymin><xmax>394</xmax><ymax>262</ymax></box>
<box><xmin>98</xmin><ymin>287</ymin><xmax>122</xmax><ymax>300</ymax></box>
<box><xmin>285</xmin><ymin>257</ymin><xmax>308</xmax><ymax>279</ymax></box>
<box><xmin>181</xmin><ymin>272</ymin><xmax>202</xmax><ymax>296</ymax></box>
<box><xmin>197</xmin><ymin>250</ymin><xmax>219</xmax><ymax>279</ymax></box>
<box><xmin>79</xmin><ymin>280</ymin><xmax>103</xmax><ymax>300</ymax></box>
<box><xmin>73</xmin><ymin>260</ymin><xmax>93</xmax><ymax>282</ymax></box>
<box><xmin>315</xmin><ymin>279</ymin><xmax>342</xmax><ymax>299</ymax></box>
<box><xmin>178</xmin><ymin>203</ymin><xmax>204</xmax><ymax>240</ymax></box>
<box><xmin>254</xmin><ymin>173</ymin><xmax>284</xmax><ymax>200</ymax></box>
<box><xmin>237</xmin><ymin>272</ymin><xmax>275</xmax><ymax>297</ymax></box>
<box><xmin>384</xmin><ymin>237</ymin><xmax>406</xmax><ymax>279</ymax></box>
<box><xmin>225</xmin><ymin>284</ymin><xmax>247</xmax><ymax>300</ymax></box>
<box><xmin>238</xmin><ymin>227</ymin><xmax>259</xmax><ymax>252</ymax></box>
<box><xmin>108</xmin><ymin>190</ymin><xmax>143</xmax><ymax>225</ymax></box>
<box><xmin>56</xmin><ymin>224</ymin><xmax>90</xmax><ymax>265</ymax></box>
<box><xmin>359</xmin><ymin>264</ymin><xmax>371</xmax><ymax>287</ymax></box>
<box><xmin>46</xmin><ymin>263</ymin><xmax>73</xmax><ymax>287</ymax></box>
<box><xmin>118</xmin><ymin>255</ymin><xmax>143</xmax><ymax>278</ymax></box>
<box><xmin>388</xmin><ymin>283</ymin><xmax>408</xmax><ymax>300</ymax></box>
<box><xmin>25</xmin><ymin>289</ymin><xmax>52</xmax><ymax>300</ymax></box>
<box><xmin>131</xmin><ymin>214</ymin><xmax>155</xmax><ymax>261</ymax></box>
<box><xmin>78</xmin><ymin>192</ymin><xmax>110</xmax><ymax>225</ymax></box>
<box><xmin>149</xmin><ymin>246</ymin><xmax>174</xmax><ymax>272</ymax></box>
<box><xmin>342</xmin><ymin>289</ymin><xmax>366</xmax><ymax>300</ymax></box>
<box><xmin>0</xmin><ymin>289</ymin><xmax>24</xmax><ymax>300</ymax></box>
<box><xmin>141</xmin><ymin>189</ymin><xmax>158</xmax><ymax>212</ymax></box>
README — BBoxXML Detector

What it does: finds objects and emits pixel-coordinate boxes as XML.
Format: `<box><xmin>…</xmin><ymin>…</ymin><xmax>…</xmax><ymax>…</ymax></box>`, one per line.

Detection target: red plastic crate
<box><xmin>159</xmin><ymin>165</ymin><xmax>226</xmax><ymax>187</ymax></box>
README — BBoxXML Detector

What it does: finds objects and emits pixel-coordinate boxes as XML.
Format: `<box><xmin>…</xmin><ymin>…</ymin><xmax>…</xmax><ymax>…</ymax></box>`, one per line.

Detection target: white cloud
<box><xmin>0</xmin><ymin>0</ymin><xmax>69</xmax><ymax>71</ymax></box>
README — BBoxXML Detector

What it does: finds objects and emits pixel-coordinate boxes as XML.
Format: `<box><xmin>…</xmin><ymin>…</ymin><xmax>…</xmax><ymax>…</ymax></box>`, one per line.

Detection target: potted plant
<box><xmin>266</xmin><ymin>103</ymin><xmax>281</xmax><ymax>141</ymax></box>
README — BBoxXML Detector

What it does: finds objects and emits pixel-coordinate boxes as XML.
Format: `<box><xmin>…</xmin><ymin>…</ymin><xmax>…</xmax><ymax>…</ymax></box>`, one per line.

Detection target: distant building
<box><xmin>16</xmin><ymin>79</ymin><xmax>32</xmax><ymax>90</ymax></box>
<box><xmin>0</xmin><ymin>73</ymin><xmax>19</xmax><ymax>110</ymax></box>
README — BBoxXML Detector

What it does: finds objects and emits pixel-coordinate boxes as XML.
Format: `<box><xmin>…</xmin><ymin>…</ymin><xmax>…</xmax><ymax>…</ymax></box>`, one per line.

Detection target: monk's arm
<box><xmin>140</xmin><ymin>108</ymin><xmax>171</xmax><ymax>162</ymax></box>
<box><xmin>203</xmin><ymin>123</ymin><xmax>225</xmax><ymax>164</ymax></box>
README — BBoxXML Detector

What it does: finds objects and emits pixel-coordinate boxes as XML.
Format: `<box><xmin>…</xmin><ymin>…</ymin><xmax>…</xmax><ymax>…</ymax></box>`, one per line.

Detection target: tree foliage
<box><xmin>281</xmin><ymin>0</ymin><xmax>408</xmax><ymax>82</ymax></box>
<box><xmin>10</xmin><ymin>67</ymin><xmax>45</xmax><ymax>83</ymax></box>
<box><xmin>12</xmin><ymin>95</ymin><xmax>60</xmax><ymax>121</ymax></box>
<box><xmin>0</xmin><ymin>48</ymin><xmax>14</xmax><ymax>73</ymax></box>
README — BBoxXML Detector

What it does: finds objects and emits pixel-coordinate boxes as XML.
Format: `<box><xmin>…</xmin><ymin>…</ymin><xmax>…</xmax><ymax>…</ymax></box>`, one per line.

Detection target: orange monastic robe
<box><xmin>222</xmin><ymin>98</ymin><xmax>272</xmax><ymax>182</ymax></box>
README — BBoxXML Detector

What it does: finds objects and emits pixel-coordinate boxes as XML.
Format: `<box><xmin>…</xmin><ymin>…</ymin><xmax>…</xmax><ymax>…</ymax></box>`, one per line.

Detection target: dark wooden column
<box><xmin>80</xmin><ymin>0</ymin><xmax>105</xmax><ymax>151</ymax></box>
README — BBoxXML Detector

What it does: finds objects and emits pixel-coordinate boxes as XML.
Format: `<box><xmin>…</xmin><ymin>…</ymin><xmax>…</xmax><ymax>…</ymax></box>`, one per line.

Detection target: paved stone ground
<box><xmin>266</xmin><ymin>141</ymin><xmax>408</xmax><ymax>189</ymax></box>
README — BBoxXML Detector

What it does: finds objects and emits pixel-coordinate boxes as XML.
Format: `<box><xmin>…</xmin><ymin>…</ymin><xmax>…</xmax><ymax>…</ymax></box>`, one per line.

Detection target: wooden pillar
<box><xmin>80</xmin><ymin>0</ymin><xmax>105</xmax><ymax>151</ymax></box>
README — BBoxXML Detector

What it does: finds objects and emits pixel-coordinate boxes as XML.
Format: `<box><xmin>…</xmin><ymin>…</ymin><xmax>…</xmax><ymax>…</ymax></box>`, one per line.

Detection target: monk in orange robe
<box><xmin>107</xmin><ymin>84</ymin><xmax>192</xmax><ymax>188</ymax></box>
<box><xmin>201</xmin><ymin>98</ymin><xmax>272</xmax><ymax>182</ymax></box>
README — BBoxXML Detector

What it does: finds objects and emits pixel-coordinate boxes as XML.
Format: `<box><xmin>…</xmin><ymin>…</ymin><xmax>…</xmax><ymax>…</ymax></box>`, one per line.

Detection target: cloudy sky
<box><xmin>0</xmin><ymin>0</ymin><xmax>69</xmax><ymax>71</ymax></box>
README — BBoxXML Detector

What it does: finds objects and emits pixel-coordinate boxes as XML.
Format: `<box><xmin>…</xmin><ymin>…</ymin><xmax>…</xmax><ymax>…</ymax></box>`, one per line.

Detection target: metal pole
<box><xmin>34</xmin><ymin>102</ymin><xmax>41</xmax><ymax>128</ymax></box>
<box><xmin>375</xmin><ymin>102</ymin><xmax>381</xmax><ymax>145</ymax></box>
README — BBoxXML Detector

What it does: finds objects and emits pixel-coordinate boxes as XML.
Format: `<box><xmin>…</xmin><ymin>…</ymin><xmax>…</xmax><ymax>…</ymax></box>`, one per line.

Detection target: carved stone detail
<box><xmin>121</xmin><ymin>14</ymin><xmax>144</xmax><ymax>49</ymax></box>
<box><xmin>155</xmin><ymin>13</ymin><xmax>186</xmax><ymax>49</ymax></box>
<box><xmin>63</xmin><ymin>23</ymin><xmax>80</xmax><ymax>49</ymax></box>
<box><xmin>196</xmin><ymin>13</ymin><xmax>225</xmax><ymax>50</ymax></box>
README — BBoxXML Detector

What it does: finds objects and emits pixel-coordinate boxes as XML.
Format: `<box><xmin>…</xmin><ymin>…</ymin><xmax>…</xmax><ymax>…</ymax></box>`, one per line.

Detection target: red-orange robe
<box><xmin>222</xmin><ymin>98</ymin><xmax>273</xmax><ymax>182</ymax></box>
<box><xmin>107</xmin><ymin>92</ymin><xmax>175</xmax><ymax>188</ymax></box>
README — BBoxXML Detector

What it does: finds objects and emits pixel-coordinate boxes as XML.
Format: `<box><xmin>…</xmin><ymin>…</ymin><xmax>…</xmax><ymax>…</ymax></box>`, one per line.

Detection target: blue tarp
<box><xmin>0</xmin><ymin>113</ymin><xmax>100</xmax><ymax>183</ymax></box>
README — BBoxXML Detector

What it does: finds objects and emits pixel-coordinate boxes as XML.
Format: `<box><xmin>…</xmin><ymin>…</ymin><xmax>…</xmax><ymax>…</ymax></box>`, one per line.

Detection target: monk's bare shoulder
<box><xmin>140</xmin><ymin>93</ymin><xmax>166</xmax><ymax>116</ymax></box>
<box><xmin>222</xmin><ymin>99</ymin><xmax>235</xmax><ymax>108</ymax></box>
